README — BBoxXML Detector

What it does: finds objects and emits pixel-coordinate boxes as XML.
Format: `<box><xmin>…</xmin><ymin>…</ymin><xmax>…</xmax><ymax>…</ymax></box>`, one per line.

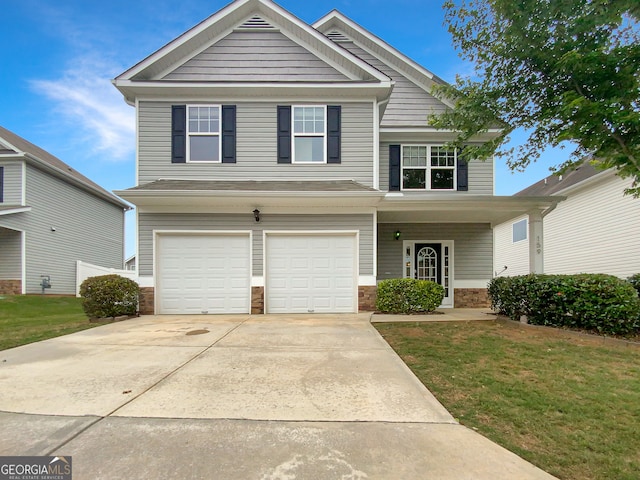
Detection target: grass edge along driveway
<box><xmin>375</xmin><ymin>320</ymin><xmax>640</xmax><ymax>480</ymax></box>
<box><xmin>0</xmin><ymin>295</ymin><xmax>97</xmax><ymax>351</ymax></box>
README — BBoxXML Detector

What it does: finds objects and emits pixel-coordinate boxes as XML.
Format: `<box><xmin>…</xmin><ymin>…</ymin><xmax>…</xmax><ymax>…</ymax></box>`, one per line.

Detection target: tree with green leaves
<box><xmin>431</xmin><ymin>0</ymin><xmax>640</xmax><ymax>195</ymax></box>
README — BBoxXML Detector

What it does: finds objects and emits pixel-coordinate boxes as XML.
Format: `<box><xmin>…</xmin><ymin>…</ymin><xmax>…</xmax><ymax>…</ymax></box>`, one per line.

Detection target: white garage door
<box><xmin>266</xmin><ymin>234</ymin><xmax>357</xmax><ymax>314</ymax></box>
<box><xmin>156</xmin><ymin>234</ymin><xmax>250</xmax><ymax>314</ymax></box>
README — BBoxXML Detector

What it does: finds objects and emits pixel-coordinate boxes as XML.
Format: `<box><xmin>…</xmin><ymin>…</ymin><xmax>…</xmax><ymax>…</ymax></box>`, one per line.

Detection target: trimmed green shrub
<box><xmin>376</xmin><ymin>278</ymin><xmax>445</xmax><ymax>314</ymax></box>
<box><xmin>628</xmin><ymin>273</ymin><xmax>640</xmax><ymax>296</ymax></box>
<box><xmin>488</xmin><ymin>274</ymin><xmax>640</xmax><ymax>335</ymax></box>
<box><xmin>80</xmin><ymin>274</ymin><xmax>139</xmax><ymax>319</ymax></box>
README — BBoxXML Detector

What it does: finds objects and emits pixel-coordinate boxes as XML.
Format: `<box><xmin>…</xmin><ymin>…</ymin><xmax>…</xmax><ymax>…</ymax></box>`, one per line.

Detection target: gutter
<box><xmin>23</xmin><ymin>153</ymin><xmax>132</xmax><ymax>210</ymax></box>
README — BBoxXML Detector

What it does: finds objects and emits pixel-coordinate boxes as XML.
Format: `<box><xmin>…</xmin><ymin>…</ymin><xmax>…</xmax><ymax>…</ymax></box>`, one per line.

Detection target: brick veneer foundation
<box><xmin>139</xmin><ymin>287</ymin><xmax>155</xmax><ymax>315</ymax></box>
<box><xmin>0</xmin><ymin>280</ymin><xmax>22</xmax><ymax>295</ymax></box>
<box><xmin>251</xmin><ymin>286</ymin><xmax>264</xmax><ymax>314</ymax></box>
<box><xmin>358</xmin><ymin>286</ymin><xmax>377</xmax><ymax>311</ymax></box>
<box><xmin>454</xmin><ymin>288</ymin><xmax>490</xmax><ymax>308</ymax></box>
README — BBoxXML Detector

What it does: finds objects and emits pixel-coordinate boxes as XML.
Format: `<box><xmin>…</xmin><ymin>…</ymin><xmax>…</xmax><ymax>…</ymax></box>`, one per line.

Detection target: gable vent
<box><xmin>237</xmin><ymin>15</ymin><xmax>276</xmax><ymax>30</ymax></box>
<box><xmin>325</xmin><ymin>30</ymin><xmax>351</xmax><ymax>43</ymax></box>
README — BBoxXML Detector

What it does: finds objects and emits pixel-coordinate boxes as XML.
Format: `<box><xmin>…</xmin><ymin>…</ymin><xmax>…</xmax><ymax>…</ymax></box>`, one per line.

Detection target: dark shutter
<box><xmin>277</xmin><ymin>105</ymin><xmax>292</xmax><ymax>164</ymax></box>
<box><xmin>221</xmin><ymin>105</ymin><xmax>236</xmax><ymax>164</ymax></box>
<box><xmin>327</xmin><ymin>105</ymin><xmax>341</xmax><ymax>164</ymax></box>
<box><xmin>389</xmin><ymin>144</ymin><xmax>401</xmax><ymax>191</ymax></box>
<box><xmin>171</xmin><ymin>105</ymin><xmax>186</xmax><ymax>164</ymax></box>
<box><xmin>457</xmin><ymin>151</ymin><xmax>468</xmax><ymax>191</ymax></box>
<box><xmin>0</xmin><ymin>166</ymin><xmax>4</xmax><ymax>202</ymax></box>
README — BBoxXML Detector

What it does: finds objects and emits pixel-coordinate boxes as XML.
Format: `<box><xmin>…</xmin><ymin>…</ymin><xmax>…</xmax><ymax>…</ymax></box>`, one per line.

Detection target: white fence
<box><xmin>76</xmin><ymin>260</ymin><xmax>138</xmax><ymax>297</ymax></box>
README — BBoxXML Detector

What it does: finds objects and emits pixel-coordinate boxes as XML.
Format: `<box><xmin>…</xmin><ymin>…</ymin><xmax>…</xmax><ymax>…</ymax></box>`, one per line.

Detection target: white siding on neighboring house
<box><xmin>493</xmin><ymin>214</ymin><xmax>530</xmax><ymax>276</ymax></box>
<box><xmin>544</xmin><ymin>175</ymin><xmax>640</xmax><ymax>277</ymax></box>
<box><xmin>0</xmin><ymin>161</ymin><xmax>24</xmax><ymax>204</ymax></box>
<box><xmin>0</xmin><ymin>228</ymin><xmax>22</xmax><ymax>279</ymax></box>
<box><xmin>0</xmin><ymin>165</ymin><xmax>125</xmax><ymax>294</ymax></box>
<box><xmin>138</xmin><ymin>101</ymin><xmax>374</xmax><ymax>187</ymax></box>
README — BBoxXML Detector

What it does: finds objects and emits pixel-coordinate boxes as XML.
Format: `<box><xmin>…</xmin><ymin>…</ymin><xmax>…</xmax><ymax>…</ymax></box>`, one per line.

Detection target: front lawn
<box><xmin>375</xmin><ymin>320</ymin><xmax>640</xmax><ymax>480</ymax></box>
<box><xmin>0</xmin><ymin>295</ymin><xmax>97</xmax><ymax>350</ymax></box>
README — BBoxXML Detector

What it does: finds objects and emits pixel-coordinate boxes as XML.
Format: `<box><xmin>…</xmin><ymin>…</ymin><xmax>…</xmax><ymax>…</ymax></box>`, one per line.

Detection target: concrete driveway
<box><xmin>0</xmin><ymin>314</ymin><xmax>556</xmax><ymax>479</ymax></box>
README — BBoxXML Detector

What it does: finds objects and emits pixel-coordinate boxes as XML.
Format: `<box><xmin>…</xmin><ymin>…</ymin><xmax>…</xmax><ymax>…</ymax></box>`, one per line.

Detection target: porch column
<box><xmin>528</xmin><ymin>210</ymin><xmax>544</xmax><ymax>274</ymax></box>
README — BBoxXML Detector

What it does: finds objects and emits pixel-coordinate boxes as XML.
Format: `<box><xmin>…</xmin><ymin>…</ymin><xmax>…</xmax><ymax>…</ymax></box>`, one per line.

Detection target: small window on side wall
<box><xmin>512</xmin><ymin>219</ymin><xmax>528</xmax><ymax>243</ymax></box>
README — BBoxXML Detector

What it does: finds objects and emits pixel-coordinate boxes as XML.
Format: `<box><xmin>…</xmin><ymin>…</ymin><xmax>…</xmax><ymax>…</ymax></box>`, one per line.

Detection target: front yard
<box><xmin>0</xmin><ymin>295</ymin><xmax>97</xmax><ymax>351</ymax></box>
<box><xmin>375</xmin><ymin>320</ymin><xmax>640</xmax><ymax>480</ymax></box>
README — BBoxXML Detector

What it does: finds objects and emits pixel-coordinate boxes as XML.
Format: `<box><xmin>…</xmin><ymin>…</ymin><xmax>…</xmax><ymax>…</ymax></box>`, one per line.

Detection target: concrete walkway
<box><xmin>0</xmin><ymin>314</ymin><xmax>556</xmax><ymax>479</ymax></box>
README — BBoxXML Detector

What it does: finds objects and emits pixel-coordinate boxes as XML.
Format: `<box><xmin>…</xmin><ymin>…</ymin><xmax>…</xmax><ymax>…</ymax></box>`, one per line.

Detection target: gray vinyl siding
<box><xmin>138</xmin><ymin>213</ymin><xmax>374</xmax><ymax>277</ymax></box>
<box><xmin>379</xmin><ymin>141</ymin><xmax>494</xmax><ymax>194</ymax></box>
<box><xmin>138</xmin><ymin>101</ymin><xmax>374</xmax><ymax>186</ymax></box>
<box><xmin>0</xmin><ymin>228</ymin><xmax>21</xmax><ymax>279</ymax></box>
<box><xmin>340</xmin><ymin>42</ymin><xmax>448</xmax><ymax>126</ymax></box>
<box><xmin>0</xmin><ymin>161</ymin><xmax>23</xmax><ymax>204</ymax></box>
<box><xmin>164</xmin><ymin>31</ymin><xmax>348</xmax><ymax>82</ymax></box>
<box><xmin>0</xmin><ymin>165</ymin><xmax>124</xmax><ymax>294</ymax></box>
<box><xmin>377</xmin><ymin>223</ymin><xmax>492</xmax><ymax>280</ymax></box>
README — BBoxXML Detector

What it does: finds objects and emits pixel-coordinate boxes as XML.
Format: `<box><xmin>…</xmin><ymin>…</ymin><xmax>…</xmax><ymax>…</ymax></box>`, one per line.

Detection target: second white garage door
<box><xmin>156</xmin><ymin>233</ymin><xmax>250</xmax><ymax>314</ymax></box>
<box><xmin>265</xmin><ymin>233</ymin><xmax>357</xmax><ymax>314</ymax></box>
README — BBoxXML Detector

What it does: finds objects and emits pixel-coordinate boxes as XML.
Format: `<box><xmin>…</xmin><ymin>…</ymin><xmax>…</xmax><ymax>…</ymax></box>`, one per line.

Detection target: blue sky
<box><xmin>1</xmin><ymin>0</ymin><xmax>568</xmax><ymax>257</ymax></box>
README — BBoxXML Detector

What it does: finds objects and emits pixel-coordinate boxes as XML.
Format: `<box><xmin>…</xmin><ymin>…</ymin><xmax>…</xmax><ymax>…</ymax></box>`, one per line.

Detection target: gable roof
<box><xmin>515</xmin><ymin>162</ymin><xmax>610</xmax><ymax>197</ymax></box>
<box><xmin>115</xmin><ymin>0</ymin><xmax>390</xmax><ymax>86</ymax></box>
<box><xmin>314</xmin><ymin>10</ymin><xmax>453</xmax><ymax>108</ymax></box>
<box><xmin>0</xmin><ymin>126</ymin><xmax>130</xmax><ymax>209</ymax></box>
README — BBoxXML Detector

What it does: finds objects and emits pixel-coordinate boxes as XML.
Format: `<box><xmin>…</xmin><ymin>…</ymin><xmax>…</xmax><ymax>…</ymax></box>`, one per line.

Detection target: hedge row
<box><xmin>376</xmin><ymin>278</ymin><xmax>445</xmax><ymax>314</ymax></box>
<box><xmin>488</xmin><ymin>274</ymin><xmax>640</xmax><ymax>335</ymax></box>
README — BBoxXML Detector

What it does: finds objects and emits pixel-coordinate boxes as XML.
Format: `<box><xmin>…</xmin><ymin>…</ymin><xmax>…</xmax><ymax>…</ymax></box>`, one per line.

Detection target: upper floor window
<box><xmin>292</xmin><ymin>106</ymin><xmax>326</xmax><ymax>163</ymax></box>
<box><xmin>512</xmin><ymin>218</ymin><xmax>528</xmax><ymax>243</ymax></box>
<box><xmin>402</xmin><ymin>145</ymin><xmax>457</xmax><ymax>191</ymax></box>
<box><xmin>187</xmin><ymin>105</ymin><xmax>221</xmax><ymax>162</ymax></box>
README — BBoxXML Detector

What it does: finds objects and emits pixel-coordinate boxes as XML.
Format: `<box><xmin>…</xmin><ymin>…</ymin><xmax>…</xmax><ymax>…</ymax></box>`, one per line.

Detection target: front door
<box><xmin>403</xmin><ymin>240</ymin><xmax>453</xmax><ymax>307</ymax></box>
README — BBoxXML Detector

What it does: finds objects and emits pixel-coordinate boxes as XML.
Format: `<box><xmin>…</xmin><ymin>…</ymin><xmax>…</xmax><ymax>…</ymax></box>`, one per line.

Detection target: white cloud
<box><xmin>31</xmin><ymin>57</ymin><xmax>135</xmax><ymax>161</ymax></box>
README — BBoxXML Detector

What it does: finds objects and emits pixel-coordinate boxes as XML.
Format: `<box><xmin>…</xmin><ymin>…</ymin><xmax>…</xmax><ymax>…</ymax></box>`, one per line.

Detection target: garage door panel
<box><xmin>157</xmin><ymin>234</ymin><xmax>250</xmax><ymax>314</ymax></box>
<box><xmin>266</xmin><ymin>234</ymin><xmax>356</xmax><ymax>314</ymax></box>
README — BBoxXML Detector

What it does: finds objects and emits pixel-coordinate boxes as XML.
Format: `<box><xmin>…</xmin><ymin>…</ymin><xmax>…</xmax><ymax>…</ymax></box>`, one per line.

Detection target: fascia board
<box><xmin>379</xmin><ymin>128</ymin><xmax>503</xmax><ymax>143</ymax></box>
<box><xmin>23</xmin><ymin>154</ymin><xmax>131</xmax><ymax>210</ymax></box>
<box><xmin>116</xmin><ymin>0</ymin><xmax>389</xmax><ymax>85</ymax></box>
<box><xmin>0</xmin><ymin>206</ymin><xmax>32</xmax><ymax>216</ymax></box>
<box><xmin>115</xmin><ymin>0</ymin><xmax>253</xmax><ymax>80</ymax></box>
<box><xmin>553</xmin><ymin>168</ymin><xmax>616</xmax><ymax>196</ymax></box>
<box><xmin>378</xmin><ymin>194</ymin><xmax>565</xmax><ymax>211</ymax></box>
<box><xmin>113</xmin><ymin>80</ymin><xmax>393</xmax><ymax>103</ymax></box>
<box><xmin>313</xmin><ymin>11</ymin><xmax>455</xmax><ymax>107</ymax></box>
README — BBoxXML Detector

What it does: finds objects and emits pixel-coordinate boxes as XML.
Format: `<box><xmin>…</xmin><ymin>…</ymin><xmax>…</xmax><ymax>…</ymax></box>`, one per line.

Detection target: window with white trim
<box><xmin>512</xmin><ymin>219</ymin><xmax>528</xmax><ymax>243</ymax></box>
<box><xmin>187</xmin><ymin>105</ymin><xmax>221</xmax><ymax>162</ymax></box>
<box><xmin>292</xmin><ymin>106</ymin><xmax>326</xmax><ymax>163</ymax></box>
<box><xmin>402</xmin><ymin>145</ymin><xmax>457</xmax><ymax>190</ymax></box>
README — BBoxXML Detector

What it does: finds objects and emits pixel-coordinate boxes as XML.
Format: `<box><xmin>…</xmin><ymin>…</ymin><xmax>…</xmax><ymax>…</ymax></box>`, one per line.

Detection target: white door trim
<box><xmin>402</xmin><ymin>239</ymin><xmax>454</xmax><ymax>308</ymax></box>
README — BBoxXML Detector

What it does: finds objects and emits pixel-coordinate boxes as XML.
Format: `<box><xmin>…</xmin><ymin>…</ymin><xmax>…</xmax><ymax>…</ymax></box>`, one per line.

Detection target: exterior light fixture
<box><xmin>253</xmin><ymin>209</ymin><xmax>261</xmax><ymax>222</ymax></box>
<box><xmin>394</xmin><ymin>230</ymin><xmax>401</xmax><ymax>240</ymax></box>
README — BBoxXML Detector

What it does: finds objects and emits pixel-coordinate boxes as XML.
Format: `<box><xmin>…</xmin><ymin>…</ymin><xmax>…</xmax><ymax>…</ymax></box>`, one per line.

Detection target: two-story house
<box><xmin>114</xmin><ymin>0</ymin><xmax>560</xmax><ymax>315</ymax></box>
<box><xmin>0</xmin><ymin>126</ymin><xmax>130</xmax><ymax>295</ymax></box>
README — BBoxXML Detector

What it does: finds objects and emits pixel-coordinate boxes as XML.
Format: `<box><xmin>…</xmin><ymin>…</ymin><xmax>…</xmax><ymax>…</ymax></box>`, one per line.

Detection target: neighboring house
<box><xmin>0</xmin><ymin>126</ymin><xmax>130</xmax><ymax>295</ymax></box>
<box><xmin>494</xmin><ymin>162</ymin><xmax>640</xmax><ymax>278</ymax></box>
<box><xmin>125</xmin><ymin>254</ymin><xmax>136</xmax><ymax>271</ymax></box>
<box><xmin>114</xmin><ymin>0</ymin><xmax>560</xmax><ymax>315</ymax></box>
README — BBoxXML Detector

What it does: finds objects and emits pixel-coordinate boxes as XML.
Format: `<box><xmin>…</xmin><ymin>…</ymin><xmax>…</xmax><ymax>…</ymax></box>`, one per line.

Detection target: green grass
<box><xmin>375</xmin><ymin>320</ymin><xmax>640</xmax><ymax>480</ymax></box>
<box><xmin>0</xmin><ymin>295</ymin><xmax>98</xmax><ymax>350</ymax></box>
